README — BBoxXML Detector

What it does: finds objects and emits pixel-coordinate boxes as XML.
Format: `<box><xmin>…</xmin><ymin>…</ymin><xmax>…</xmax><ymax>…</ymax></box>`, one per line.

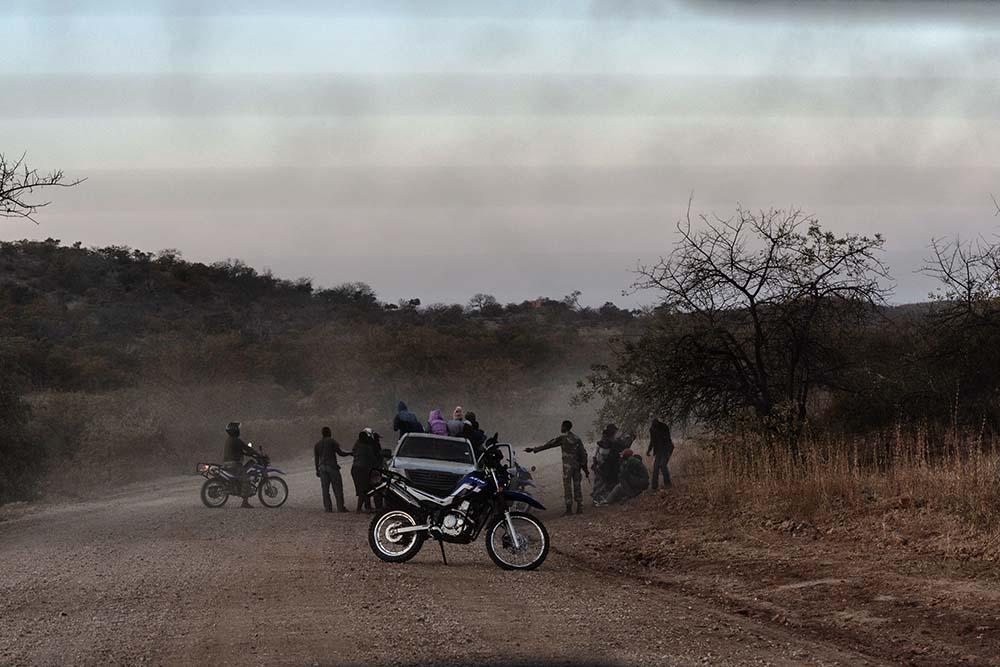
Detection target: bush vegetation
<box><xmin>0</xmin><ymin>238</ymin><xmax>631</xmax><ymax>501</ymax></box>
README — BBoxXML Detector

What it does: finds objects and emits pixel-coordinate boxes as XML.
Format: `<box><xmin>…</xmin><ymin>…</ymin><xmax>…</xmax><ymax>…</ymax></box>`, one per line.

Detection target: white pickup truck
<box><xmin>389</xmin><ymin>433</ymin><xmax>531</xmax><ymax>502</ymax></box>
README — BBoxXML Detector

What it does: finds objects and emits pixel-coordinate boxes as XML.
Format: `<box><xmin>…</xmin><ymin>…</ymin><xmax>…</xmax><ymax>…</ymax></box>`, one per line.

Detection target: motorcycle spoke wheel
<box><xmin>487</xmin><ymin>512</ymin><xmax>549</xmax><ymax>570</ymax></box>
<box><xmin>257</xmin><ymin>476</ymin><xmax>288</xmax><ymax>508</ymax></box>
<box><xmin>369</xmin><ymin>511</ymin><xmax>423</xmax><ymax>562</ymax></box>
<box><xmin>200</xmin><ymin>480</ymin><xmax>230</xmax><ymax>508</ymax></box>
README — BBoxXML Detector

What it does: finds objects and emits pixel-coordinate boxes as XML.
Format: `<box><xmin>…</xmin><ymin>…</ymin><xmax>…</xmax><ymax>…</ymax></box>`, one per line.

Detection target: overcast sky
<box><xmin>4</xmin><ymin>0</ymin><xmax>1000</xmax><ymax>306</ymax></box>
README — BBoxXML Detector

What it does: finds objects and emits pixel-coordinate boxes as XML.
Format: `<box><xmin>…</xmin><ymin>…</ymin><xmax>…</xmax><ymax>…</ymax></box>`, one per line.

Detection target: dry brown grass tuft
<box><xmin>677</xmin><ymin>425</ymin><xmax>1000</xmax><ymax>533</ymax></box>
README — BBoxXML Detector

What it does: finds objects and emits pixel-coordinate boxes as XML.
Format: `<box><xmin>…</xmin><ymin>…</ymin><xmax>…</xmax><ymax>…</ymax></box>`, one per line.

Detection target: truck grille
<box><xmin>406</xmin><ymin>470</ymin><xmax>462</xmax><ymax>495</ymax></box>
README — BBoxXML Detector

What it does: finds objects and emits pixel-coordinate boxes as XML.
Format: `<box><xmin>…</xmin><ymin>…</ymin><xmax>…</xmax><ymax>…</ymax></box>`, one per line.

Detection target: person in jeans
<box><xmin>647</xmin><ymin>418</ymin><xmax>674</xmax><ymax>490</ymax></box>
<box><xmin>314</xmin><ymin>426</ymin><xmax>353</xmax><ymax>513</ymax></box>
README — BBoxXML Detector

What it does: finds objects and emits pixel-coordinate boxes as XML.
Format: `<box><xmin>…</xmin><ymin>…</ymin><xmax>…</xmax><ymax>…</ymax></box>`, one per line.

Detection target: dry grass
<box><xmin>677</xmin><ymin>426</ymin><xmax>1000</xmax><ymax>532</ymax></box>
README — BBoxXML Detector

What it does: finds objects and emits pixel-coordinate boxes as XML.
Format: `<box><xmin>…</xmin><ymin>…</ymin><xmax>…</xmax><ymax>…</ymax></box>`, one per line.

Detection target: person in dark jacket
<box><xmin>223</xmin><ymin>421</ymin><xmax>256</xmax><ymax>508</ymax></box>
<box><xmin>598</xmin><ymin>449</ymin><xmax>649</xmax><ymax>505</ymax></box>
<box><xmin>464</xmin><ymin>411</ymin><xmax>486</xmax><ymax>455</ymax></box>
<box><xmin>351</xmin><ymin>428</ymin><xmax>381</xmax><ymax>512</ymax></box>
<box><xmin>368</xmin><ymin>430</ymin><xmax>388</xmax><ymax>510</ymax></box>
<box><xmin>647</xmin><ymin>418</ymin><xmax>674</xmax><ymax>490</ymax></box>
<box><xmin>314</xmin><ymin>426</ymin><xmax>353</xmax><ymax>513</ymax></box>
<box><xmin>393</xmin><ymin>401</ymin><xmax>423</xmax><ymax>437</ymax></box>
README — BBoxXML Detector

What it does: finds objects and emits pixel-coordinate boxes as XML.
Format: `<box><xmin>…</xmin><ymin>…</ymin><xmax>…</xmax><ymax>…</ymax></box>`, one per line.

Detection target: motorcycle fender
<box><xmin>264</xmin><ymin>467</ymin><xmax>285</xmax><ymax>474</ymax></box>
<box><xmin>502</xmin><ymin>489</ymin><xmax>545</xmax><ymax>510</ymax></box>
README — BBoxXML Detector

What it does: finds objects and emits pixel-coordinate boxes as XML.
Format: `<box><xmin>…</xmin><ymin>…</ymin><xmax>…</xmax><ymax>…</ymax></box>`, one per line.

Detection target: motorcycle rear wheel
<box><xmin>257</xmin><ymin>476</ymin><xmax>288</xmax><ymax>508</ymax></box>
<box><xmin>369</xmin><ymin>510</ymin><xmax>424</xmax><ymax>563</ymax></box>
<box><xmin>200</xmin><ymin>479</ymin><xmax>230</xmax><ymax>508</ymax></box>
<box><xmin>485</xmin><ymin>511</ymin><xmax>549</xmax><ymax>570</ymax></box>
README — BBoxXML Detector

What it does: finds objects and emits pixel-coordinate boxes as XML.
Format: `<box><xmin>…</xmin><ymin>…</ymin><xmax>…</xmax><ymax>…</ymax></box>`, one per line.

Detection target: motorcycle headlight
<box><xmin>196</xmin><ymin>463</ymin><xmax>210</xmax><ymax>473</ymax></box>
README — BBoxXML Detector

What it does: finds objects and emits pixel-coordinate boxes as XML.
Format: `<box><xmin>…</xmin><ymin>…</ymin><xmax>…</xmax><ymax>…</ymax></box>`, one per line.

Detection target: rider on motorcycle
<box><xmin>223</xmin><ymin>421</ymin><xmax>256</xmax><ymax>508</ymax></box>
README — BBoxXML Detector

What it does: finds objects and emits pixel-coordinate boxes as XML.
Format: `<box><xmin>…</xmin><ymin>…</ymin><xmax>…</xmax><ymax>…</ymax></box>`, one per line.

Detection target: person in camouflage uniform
<box><xmin>525</xmin><ymin>420</ymin><xmax>589</xmax><ymax>515</ymax></box>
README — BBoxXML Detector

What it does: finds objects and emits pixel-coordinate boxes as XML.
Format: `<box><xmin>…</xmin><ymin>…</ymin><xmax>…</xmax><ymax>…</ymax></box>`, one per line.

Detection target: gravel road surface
<box><xmin>1</xmin><ymin>466</ymin><xmax>890</xmax><ymax>666</ymax></box>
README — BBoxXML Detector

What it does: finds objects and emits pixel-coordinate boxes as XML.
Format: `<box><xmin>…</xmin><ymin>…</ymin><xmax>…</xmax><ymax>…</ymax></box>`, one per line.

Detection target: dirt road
<box><xmin>0</xmin><ymin>466</ymin><xmax>907</xmax><ymax>666</ymax></box>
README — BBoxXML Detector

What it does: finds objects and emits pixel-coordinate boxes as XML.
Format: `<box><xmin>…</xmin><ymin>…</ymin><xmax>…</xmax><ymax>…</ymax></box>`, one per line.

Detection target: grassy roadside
<box><xmin>555</xmin><ymin>441</ymin><xmax>1000</xmax><ymax>667</ymax></box>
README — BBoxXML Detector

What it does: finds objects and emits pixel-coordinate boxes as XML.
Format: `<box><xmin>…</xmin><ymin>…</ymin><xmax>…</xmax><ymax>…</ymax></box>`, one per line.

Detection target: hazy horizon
<box><xmin>5</xmin><ymin>0</ymin><xmax>1000</xmax><ymax>306</ymax></box>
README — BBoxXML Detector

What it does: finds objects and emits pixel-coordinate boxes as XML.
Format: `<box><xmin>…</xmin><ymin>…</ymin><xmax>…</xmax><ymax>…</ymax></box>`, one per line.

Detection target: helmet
<box><xmin>225</xmin><ymin>421</ymin><xmax>241</xmax><ymax>436</ymax></box>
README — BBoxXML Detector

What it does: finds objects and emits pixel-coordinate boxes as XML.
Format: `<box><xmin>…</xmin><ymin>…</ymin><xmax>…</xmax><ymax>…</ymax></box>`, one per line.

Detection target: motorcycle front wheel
<box><xmin>257</xmin><ymin>476</ymin><xmax>289</xmax><ymax>508</ymax></box>
<box><xmin>369</xmin><ymin>510</ymin><xmax>425</xmax><ymax>563</ymax></box>
<box><xmin>200</xmin><ymin>479</ymin><xmax>230</xmax><ymax>508</ymax></box>
<box><xmin>485</xmin><ymin>511</ymin><xmax>549</xmax><ymax>570</ymax></box>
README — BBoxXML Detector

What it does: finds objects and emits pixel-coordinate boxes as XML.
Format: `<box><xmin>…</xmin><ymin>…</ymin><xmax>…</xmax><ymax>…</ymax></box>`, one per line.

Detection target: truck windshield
<box><xmin>396</xmin><ymin>436</ymin><xmax>474</xmax><ymax>464</ymax></box>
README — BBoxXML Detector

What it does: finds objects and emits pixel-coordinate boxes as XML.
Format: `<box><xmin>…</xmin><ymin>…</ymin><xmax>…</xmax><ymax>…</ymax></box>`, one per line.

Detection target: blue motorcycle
<box><xmin>197</xmin><ymin>444</ymin><xmax>288</xmax><ymax>508</ymax></box>
<box><xmin>367</xmin><ymin>436</ymin><xmax>550</xmax><ymax>570</ymax></box>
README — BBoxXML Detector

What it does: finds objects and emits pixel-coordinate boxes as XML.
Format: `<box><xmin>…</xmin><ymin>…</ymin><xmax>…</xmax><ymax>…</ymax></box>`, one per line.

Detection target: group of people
<box><xmin>522</xmin><ymin>417</ymin><xmax>674</xmax><ymax>516</ymax></box>
<box><xmin>394</xmin><ymin>401</ymin><xmax>487</xmax><ymax>451</ymax></box>
<box><xmin>313</xmin><ymin>426</ymin><xmax>387</xmax><ymax>513</ymax></box>
<box><xmin>222</xmin><ymin>409</ymin><xmax>674</xmax><ymax>516</ymax></box>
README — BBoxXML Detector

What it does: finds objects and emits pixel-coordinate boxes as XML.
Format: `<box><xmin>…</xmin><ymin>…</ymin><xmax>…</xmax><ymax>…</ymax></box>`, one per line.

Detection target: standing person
<box><xmin>313</xmin><ymin>426</ymin><xmax>353</xmax><ymax>513</ymax></box>
<box><xmin>597</xmin><ymin>449</ymin><xmax>649</xmax><ymax>505</ymax></box>
<box><xmin>524</xmin><ymin>420</ymin><xmax>589</xmax><ymax>516</ymax></box>
<box><xmin>393</xmin><ymin>401</ymin><xmax>423</xmax><ymax>437</ymax></box>
<box><xmin>223</xmin><ymin>421</ymin><xmax>256</xmax><ymax>509</ymax></box>
<box><xmin>647</xmin><ymin>418</ymin><xmax>674</xmax><ymax>490</ymax></box>
<box><xmin>351</xmin><ymin>428</ymin><xmax>380</xmax><ymax>512</ymax></box>
<box><xmin>427</xmin><ymin>409</ymin><xmax>448</xmax><ymax>435</ymax></box>
<box><xmin>368</xmin><ymin>430</ymin><xmax>387</xmax><ymax>510</ymax></box>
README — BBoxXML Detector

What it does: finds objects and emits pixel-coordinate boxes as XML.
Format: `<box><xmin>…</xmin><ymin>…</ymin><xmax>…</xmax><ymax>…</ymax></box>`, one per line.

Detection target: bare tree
<box><xmin>923</xmin><ymin>236</ymin><xmax>1000</xmax><ymax>326</ymax></box>
<box><xmin>1</xmin><ymin>153</ymin><xmax>84</xmax><ymax>223</ymax></box>
<box><xmin>581</xmin><ymin>205</ymin><xmax>892</xmax><ymax>455</ymax></box>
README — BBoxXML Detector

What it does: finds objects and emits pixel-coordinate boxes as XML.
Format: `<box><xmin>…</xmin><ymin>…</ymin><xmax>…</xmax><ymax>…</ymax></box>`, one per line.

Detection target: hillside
<box><xmin>0</xmin><ymin>239</ymin><xmax>632</xmax><ymax>501</ymax></box>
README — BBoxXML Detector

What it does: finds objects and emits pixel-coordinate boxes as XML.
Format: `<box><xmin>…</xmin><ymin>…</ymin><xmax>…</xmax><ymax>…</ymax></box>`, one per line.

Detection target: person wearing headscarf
<box><xmin>427</xmin><ymin>409</ymin><xmax>448</xmax><ymax>435</ymax></box>
<box><xmin>446</xmin><ymin>405</ymin><xmax>468</xmax><ymax>436</ymax></box>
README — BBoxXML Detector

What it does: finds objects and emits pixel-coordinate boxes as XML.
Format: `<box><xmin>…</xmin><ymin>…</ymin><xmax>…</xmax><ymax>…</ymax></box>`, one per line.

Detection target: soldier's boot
<box><xmin>564</xmin><ymin>503</ymin><xmax>573</xmax><ymax>516</ymax></box>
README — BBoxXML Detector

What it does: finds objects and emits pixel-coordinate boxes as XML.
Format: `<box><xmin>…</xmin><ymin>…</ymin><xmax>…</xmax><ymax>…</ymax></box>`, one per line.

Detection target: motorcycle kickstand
<box><xmin>437</xmin><ymin>538</ymin><xmax>447</xmax><ymax>566</ymax></box>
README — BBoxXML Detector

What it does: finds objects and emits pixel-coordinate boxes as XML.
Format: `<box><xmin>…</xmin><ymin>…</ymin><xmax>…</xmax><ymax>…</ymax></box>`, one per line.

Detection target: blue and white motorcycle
<box><xmin>367</xmin><ymin>436</ymin><xmax>550</xmax><ymax>570</ymax></box>
<box><xmin>196</xmin><ymin>444</ymin><xmax>288</xmax><ymax>508</ymax></box>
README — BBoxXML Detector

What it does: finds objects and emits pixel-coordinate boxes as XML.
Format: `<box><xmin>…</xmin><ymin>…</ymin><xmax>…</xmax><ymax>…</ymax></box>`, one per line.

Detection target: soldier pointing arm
<box><xmin>524</xmin><ymin>419</ymin><xmax>587</xmax><ymax>516</ymax></box>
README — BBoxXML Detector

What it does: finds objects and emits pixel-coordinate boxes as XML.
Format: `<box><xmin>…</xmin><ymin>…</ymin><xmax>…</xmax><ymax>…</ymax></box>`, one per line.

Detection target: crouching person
<box><xmin>597</xmin><ymin>449</ymin><xmax>649</xmax><ymax>506</ymax></box>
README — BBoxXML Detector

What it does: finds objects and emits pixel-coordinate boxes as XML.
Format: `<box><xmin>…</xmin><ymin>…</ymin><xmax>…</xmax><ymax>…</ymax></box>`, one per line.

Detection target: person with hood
<box><xmin>597</xmin><ymin>449</ymin><xmax>649</xmax><ymax>505</ymax></box>
<box><xmin>393</xmin><ymin>401</ymin><xmax>423</xmax><ymax>437</ymax></box>
<box><xmin>313</xmin><ymin>426</ymin><xmax>353</xmax><ymax>513</ymax></box>
<box><xmin>223</xmin><ymin>421</ymin><xmax>256</xmax><ymax>509</ymax></box>
<box><xmin>446</xmin><ymin>405</ymin><xmax>468</xmax><ymax>437</ymax></box>
<box><xmin>647</xmin><ymin>417</ymin><xmax>674</xmax><ymax>490</ymax></box>
<box><xmin>427</xmin><ymin>409</ymin><xmax>448</xmax><ymax>435</ymax></box>
<box><xmin>524</xmin><ymin>420</ymin><xmax>589</xmax><ymax>516</ymax></box>
<box><xmin>351</xmin><ymin>428</ymin><xmax>381</xmax><ymax>512</ymax></box>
